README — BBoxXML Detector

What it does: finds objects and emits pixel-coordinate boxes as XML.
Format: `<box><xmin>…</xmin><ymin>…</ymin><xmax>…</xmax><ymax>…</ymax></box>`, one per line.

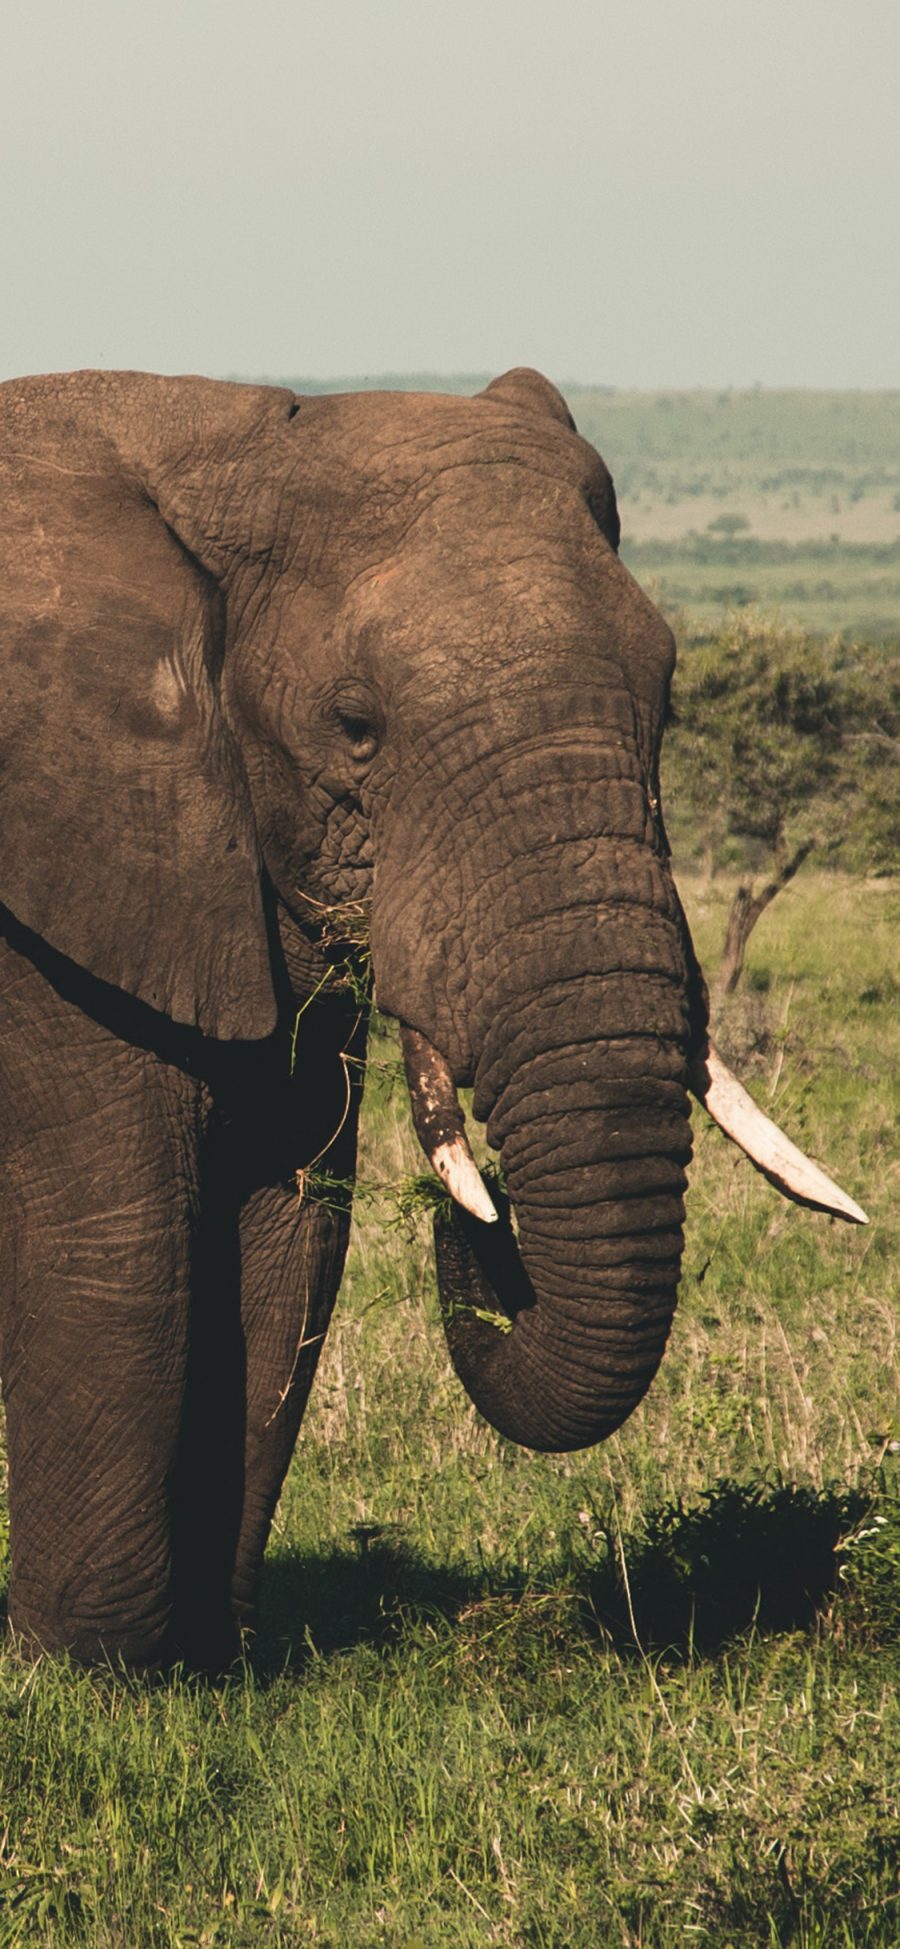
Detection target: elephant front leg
<box><xmin>0</xmin><ymin>954</ymin><xmax>201</xmax><ymax>1666</ymax></box>
<box><xmin>165</xmin><ymin>1176</ymin><xmax>353</xmax><ymax>1668</ymax></box>
<box><xmin>229</xmin><ymin>1179</ymin><xmax>354</xmax><ymax>1638</ymax></box>
<box><xmin>169</xmin><ymin>983</ymin><xmax>366</xmax><ymax>1662</ymax></box>
<box><xmin>3</xmin><ymin>1262</ymin><xmax>190</xmax><ymax>1668</ymax></box>
<box><xmin>232</xmin><ymin>975</ymin><xmax>365</xmax><ymax>1645</ymax></box>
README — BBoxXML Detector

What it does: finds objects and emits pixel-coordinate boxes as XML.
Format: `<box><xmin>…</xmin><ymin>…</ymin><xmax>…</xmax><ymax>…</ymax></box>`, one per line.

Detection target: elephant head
<box><xmin>0</xmin><ymin>365</ymin><xmax>865</xmax><ymax>1458</ymax></box>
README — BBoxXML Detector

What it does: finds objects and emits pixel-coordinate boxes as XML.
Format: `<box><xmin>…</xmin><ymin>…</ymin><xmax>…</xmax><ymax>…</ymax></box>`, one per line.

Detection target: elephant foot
<box><xmin>164</xmin><ymin>1600</ymin><xmax>249</xmax><ymax>1680</ymax></box>
<box><xmin>5</xmin><ymin>1603</ymin><xmax>171</xmax><ymax>1674</ymax></box>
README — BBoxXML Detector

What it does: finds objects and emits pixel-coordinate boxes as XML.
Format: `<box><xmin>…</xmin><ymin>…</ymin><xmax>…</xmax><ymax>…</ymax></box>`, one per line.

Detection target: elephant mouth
<box><xmin>401</xmin><ymin>1024</ymin><xmax>867</xmax><ymax>1230</ymax></box>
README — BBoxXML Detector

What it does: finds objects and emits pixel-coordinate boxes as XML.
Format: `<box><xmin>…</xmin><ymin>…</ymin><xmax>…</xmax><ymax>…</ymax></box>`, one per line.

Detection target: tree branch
<box><xmin>716</xmin><ymin>837</ymin><xmax>818</xmax><ymax>996</ymax></box>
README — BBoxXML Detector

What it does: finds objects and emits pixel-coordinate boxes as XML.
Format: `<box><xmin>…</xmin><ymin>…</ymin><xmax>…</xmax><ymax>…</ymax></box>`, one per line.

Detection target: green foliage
<box><xmin>826</xmin><ymin>643</ymin><xmax>900</xmax><ymax>872</ymax></box>
<box><xmin>665</xmin><ymin>611</ymin><xmax>900</xmax><ymax>878</ymax></box>
<box><xmin>623</xmin><ymin>1477</ymin><xmax>895</xmax><ymax>1648</ymax></box>
<box><xmin>669</xmin><ymin>612</ymin><xmax>838</xmax><ymax>857</ymax></box>
<box><xmin>393</xmin><ymin>1162</ymin><xmax>506</xmax><ymax>1229</ymax></box>
<box><xmin>393</xmin><ymin>1170</ymin><xmax>456</xmax><ymax>1225</ymax></box>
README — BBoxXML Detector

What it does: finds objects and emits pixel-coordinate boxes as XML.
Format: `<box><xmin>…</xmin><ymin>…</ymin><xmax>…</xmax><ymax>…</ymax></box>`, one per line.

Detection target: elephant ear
<box><xmin>479</xmin><ymin>366</ymin><xmax>577</xmax><ymax>429</ymax></box>
<box><xmin>480</xmin><ymin>367</ymin><xmax>620</xmax><ymax>551</ymax></box>
<box><xmin>0</xmin><ymin>459</ymin><xmax>276</xmax><ymax>1039</ymax></box>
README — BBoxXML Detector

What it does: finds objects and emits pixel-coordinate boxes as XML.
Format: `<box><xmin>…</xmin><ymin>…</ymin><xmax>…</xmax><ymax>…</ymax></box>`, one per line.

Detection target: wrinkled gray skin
<box><xmin>0</xmin><ymin>367</ymin><xmax>706</xmax><ymax>1669</ymax></box>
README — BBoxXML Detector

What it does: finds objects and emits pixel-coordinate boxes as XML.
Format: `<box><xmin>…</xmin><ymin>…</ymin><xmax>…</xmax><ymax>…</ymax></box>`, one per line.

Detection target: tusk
<box><xmin>400</xmin><ymin>1024</ymin><xmax>498</xmax><ymax>1224</ymax></box>
<box><xmin>689</xmin><ymin>1042</ymin><xmax>868</xmax><ymax>1225</ymax></box>
<box><xmin>430</xmin><ymin>1139</ymin><xmax>499</xmax><ymax>1224</ymax></box>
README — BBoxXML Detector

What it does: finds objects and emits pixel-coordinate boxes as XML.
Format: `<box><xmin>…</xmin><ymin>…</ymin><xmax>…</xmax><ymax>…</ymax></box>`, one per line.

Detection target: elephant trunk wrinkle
<box><xmin>379</xmin><ymin>849</ymin><xmax>697</xmax><ymax>1451</ymax></box>
<box><xmin>370</xmin><ymin>721</ymin><xmax>677</xmax><ymax>1084</ymax></box>
<box><xmin>429</xmin><ymin>1015</ymin><xmax>693</xmax><ymax>1452</ymax></box>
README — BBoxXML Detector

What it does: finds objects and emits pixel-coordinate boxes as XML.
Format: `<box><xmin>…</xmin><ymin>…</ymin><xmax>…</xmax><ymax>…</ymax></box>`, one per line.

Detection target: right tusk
<box><xmin>689</xmin><ymin>1042</ymin><xmax>868</xmax><ymax>1225</ymax></box>
<box><xmin>400</xmin><ymin>1024</ymin><xmax>498</xmax><ymax>1224</ymax></box>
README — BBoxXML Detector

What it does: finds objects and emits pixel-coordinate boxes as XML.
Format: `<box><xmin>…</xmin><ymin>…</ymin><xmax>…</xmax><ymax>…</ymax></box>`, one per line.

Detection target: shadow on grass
<box><xmin>1</xmin><ymin>1479</ymin><xmax>888</xmax><ymax>1679</ymax></box>
<box><xmin>256</xmin><ymin>1478</ymin><xmax>881</xmax><ymax>1674</ymax></box>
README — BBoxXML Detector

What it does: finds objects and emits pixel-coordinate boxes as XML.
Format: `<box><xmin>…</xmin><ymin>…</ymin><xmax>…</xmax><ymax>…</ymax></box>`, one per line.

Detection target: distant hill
<box><xmin>242</xmin><ymin>372</ymin><xmax>494</xmax><ymax>396</ymax></box>
<box><xmin>244</xmin><ymin>372</ymin><xmax>606</xmax><ymax>398</ymax></box>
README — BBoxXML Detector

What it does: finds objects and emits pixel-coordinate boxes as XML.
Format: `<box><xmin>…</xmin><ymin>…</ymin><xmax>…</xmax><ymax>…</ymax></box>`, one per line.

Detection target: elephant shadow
<box><xmin>252</xmin><ymin>1479</ymin><xmax>871</xmax><ymax>1676</ymax></box>
<box><xmin>0</xmin><ymin>1479</ymin><xmax>869</xmax><ymax>1676</ymax></box>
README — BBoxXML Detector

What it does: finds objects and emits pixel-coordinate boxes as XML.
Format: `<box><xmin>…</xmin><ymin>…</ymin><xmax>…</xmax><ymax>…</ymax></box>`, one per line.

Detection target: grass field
<box><xmin>1</xmin><ymin>872</ymin><xmax>897</xmax><ymax>1947</ymax></box>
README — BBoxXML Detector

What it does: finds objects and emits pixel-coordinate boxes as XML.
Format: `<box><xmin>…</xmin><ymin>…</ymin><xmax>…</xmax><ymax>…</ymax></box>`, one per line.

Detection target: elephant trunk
<box><xmin>400</xmin><ymin>1001</ymin><xmax>867</xmax><ymax>1451</ymax></box>
<box><xmin>403</xmin><ymin>986</ymin><xmax>693</xmax><ymax>1453</ymax></box>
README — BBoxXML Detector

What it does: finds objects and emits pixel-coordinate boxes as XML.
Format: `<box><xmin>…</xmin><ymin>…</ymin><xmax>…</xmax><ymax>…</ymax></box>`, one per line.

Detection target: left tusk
<box><xmin>429</xmin><ymin>1138</ymin><xmax>499</xmax><ymax>1224</ymax></box>
<box><xmin>689</xmin><ymin>1042</ymin><xmax>868</xmax><ymax>1225</ymax></box>
<box><xmin>400</xmin><ymin>1024</ymin><xmax>498</xmax><ymax>1224</ymax></box>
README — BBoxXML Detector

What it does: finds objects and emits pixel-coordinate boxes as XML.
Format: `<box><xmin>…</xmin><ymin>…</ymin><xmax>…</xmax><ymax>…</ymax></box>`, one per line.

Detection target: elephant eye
<box><xmin>335</xmin><ymin>709</ymin><xmax>380</xmax><ymax>764</ymax></box>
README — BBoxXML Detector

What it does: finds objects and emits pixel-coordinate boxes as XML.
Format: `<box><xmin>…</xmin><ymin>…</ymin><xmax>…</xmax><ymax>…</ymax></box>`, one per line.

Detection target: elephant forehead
<box><xmin>340</xmin><ymin>517</ymin><xmax>670</xmax><ymax>691</ymax></box>
<box><xmin>301</xmin><ymin>389</ymin><xmax>611</xmax><ymax>534</ymax></box>
<box><xmin>341</xmin><ymin>468</ymin><xmax>608</xmax><ymax>608</ymax></box>
<box><xmin>305</xmin><ymin>384</ymin><xmax>586</xmax><ymax>471</ymax></box>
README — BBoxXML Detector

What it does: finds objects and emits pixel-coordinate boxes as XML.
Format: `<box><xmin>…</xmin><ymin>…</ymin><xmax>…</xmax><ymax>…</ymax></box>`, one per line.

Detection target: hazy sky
<box><xmin>3</xmin><ymin>0</ymin><xmax>898</xmax><ymax>389</ymax></box>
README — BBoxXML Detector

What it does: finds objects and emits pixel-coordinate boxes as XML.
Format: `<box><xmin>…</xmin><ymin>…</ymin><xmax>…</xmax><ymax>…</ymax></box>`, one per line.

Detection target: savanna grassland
<box><xmin>1</xmin><ymin>386</ymin><xmax>898</xmax><ymax>1945</ymax></box>
<box><xmin>0</xmin><ymin>874</ymin><xmax>897</xmax><ymax>1948</ymax></box>
<box><xmin>587</xmin><ymin>390</ymin><xmax>900</xmax><ymax>641</ymax></box>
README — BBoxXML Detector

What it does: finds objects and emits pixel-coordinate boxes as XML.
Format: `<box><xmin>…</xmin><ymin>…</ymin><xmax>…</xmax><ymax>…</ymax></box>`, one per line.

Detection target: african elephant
<box><xmin>0</xmin><ymin>366</ymin><xmax>865</xmax><ymax>1669</ymax></box>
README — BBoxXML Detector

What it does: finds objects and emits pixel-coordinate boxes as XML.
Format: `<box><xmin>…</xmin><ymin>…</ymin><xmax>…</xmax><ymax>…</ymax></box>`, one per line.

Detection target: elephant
<box><xmin>0</xmin><ymin>365</ymin><xmax>866</xmax><ymax>1670</ymax></box>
